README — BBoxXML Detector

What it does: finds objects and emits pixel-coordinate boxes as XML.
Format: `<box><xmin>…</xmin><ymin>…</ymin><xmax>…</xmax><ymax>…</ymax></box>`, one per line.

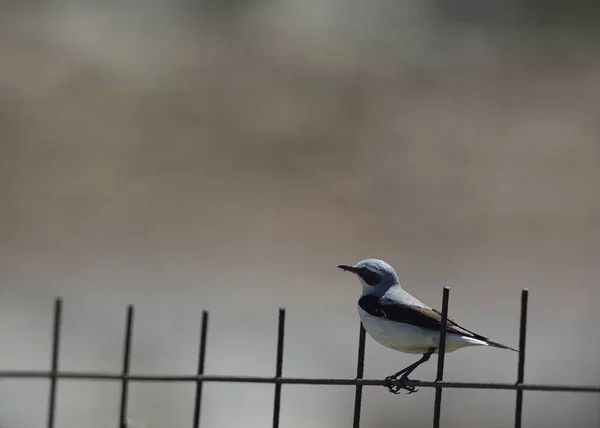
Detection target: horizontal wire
<box><xmin>0</xmin><ymin>371</ymin><xmax>598</xmax><ymax>393</ymax></box>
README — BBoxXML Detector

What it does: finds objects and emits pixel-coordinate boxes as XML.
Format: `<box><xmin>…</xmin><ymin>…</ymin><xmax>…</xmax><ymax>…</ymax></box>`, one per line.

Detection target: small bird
<box><xmin>338</xmin><ymin>258</ymin><xmax>517</xmax><ymax>394</ymax></box>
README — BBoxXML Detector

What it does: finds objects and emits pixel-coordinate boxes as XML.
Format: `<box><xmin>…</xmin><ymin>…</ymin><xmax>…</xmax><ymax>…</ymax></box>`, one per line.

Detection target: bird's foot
<box><xmin>383</xmin><ymin>374</ymin><xmax>419</xmax><ymax>395</ymax></box>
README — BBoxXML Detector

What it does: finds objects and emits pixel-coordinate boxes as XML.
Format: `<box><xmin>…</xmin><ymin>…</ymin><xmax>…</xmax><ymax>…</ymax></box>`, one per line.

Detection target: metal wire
<box><xmin>47</xmin><ymin>298</ymin><xmax>62</xmax><ymax>428</ymax></box>
<box><xmin>272</xmin><ymin>309</ymin><xmax>286</xmax><ymax>428</ymax></box>
<box><xmin>515</xmin><ymin>289</ymin><xmax>529</xmax><ymax>428</ymax></box>
<box><xmin>192</xmin><ymin>311</ymin><xmax>209</xmax><ymax>428</ymax></box>
<box><xmin>352</xmin><ymin>323</ymin><xmax>367</xmax><ymax>428</ymax></box>
<box><xmin>119</xmin><ymin>306</ymin><xmax>134</xmax><ymax>428</ymax></box>
<box><xmin>0</xmin><ymin>371</ymin><xmax>597</xmax><ymax>392</ymax></box>
<box><xmin>1</xmin><ymin>291</ymin><xmax>598</xmax><ymax>428</ymax></box>
<box><xmin>433</xmin><ymin>287</ymin><xmax>450</xmax><ymax>428</ymax></box>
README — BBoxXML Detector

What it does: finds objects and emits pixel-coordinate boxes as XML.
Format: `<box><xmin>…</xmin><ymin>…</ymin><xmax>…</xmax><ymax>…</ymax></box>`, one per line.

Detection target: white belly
<box><xmin>358</xmin><ymin>307</ymin><xmax>486</xmax><ymax>354</ymax></box>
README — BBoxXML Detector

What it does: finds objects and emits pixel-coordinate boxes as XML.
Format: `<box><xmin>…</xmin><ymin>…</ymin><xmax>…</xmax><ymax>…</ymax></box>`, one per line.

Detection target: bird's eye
<box><xmin>357</xmin><ymin>268</ymin><xmax>380</xmax><ymax>286</ymax></box>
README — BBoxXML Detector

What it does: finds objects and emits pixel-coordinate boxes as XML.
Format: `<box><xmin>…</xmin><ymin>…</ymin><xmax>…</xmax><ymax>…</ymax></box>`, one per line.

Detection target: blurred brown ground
<box><xmin>0</xmin><ymin>2</ymin><xmax>599</xmax><ymax>427</ymax></box>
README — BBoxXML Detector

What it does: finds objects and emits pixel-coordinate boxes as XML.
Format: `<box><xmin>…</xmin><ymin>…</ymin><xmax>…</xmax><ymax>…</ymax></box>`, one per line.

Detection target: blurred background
<box><xmin>1</xmin><ymin>0</ymin><xmax>599</xmax><ymax>427</ymax></box>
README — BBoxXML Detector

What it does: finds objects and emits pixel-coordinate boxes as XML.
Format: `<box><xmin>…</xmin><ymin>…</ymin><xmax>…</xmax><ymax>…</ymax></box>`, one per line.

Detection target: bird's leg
<box><xmin>384</xmin><ymin>347</ymin><xmax>436</xmax><ymax>394</ymax></box>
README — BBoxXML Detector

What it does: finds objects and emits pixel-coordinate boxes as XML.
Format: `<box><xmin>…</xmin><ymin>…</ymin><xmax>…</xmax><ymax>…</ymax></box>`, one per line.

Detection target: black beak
<box><xmin>337</xmin><ymin>264</ymin><xmax>357</xmax><ymax>273</ymax></box>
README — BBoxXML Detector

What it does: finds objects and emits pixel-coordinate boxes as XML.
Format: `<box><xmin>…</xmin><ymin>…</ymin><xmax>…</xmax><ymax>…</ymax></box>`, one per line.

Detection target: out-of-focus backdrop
<box><xmin>1</xmin><ymin>1</ymin><xmax>599</xmax><ymax>427</ymax></box>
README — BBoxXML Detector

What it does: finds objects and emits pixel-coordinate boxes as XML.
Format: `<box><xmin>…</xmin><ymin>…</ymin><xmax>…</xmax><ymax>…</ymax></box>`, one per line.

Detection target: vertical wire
<box><xmin>433</xmin><ymin>287</ymin><xmax>450</xmax><ymax>428</ymax></box>
<box><xmin>47</xmin><ymin>298</ymin><xmax>63</xmax><ymax>428</ymax></box>
<box><xmin>515</xmin><ymin>289</ymin><xmax>529</xmax><ymax>428</ymax></box>
<box><xmin>352</xmin><ymin>323</ymin><xmax>367</xmax><ymax>428</ymax></box>
<box><xmin>192</xmin><ymin>311</ymin><xmax>209</xmax><ymax>428</ymax></box>
<box><xmin>119</xmin><ymin>305</ymin><xmax>134</xmax><ymax>428</ymax></box>
<box><xmin>272</xmin><ymin>308</ymin><xmax>286</xmax><ymax>428</ymax></box>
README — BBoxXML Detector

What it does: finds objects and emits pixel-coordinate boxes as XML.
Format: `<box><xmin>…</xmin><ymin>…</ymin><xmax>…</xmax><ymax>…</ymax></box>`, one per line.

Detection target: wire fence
<box><xmin>1</xmin><ymin>289</ymin><xmax>599</xmax><ymax>428</ymax></box>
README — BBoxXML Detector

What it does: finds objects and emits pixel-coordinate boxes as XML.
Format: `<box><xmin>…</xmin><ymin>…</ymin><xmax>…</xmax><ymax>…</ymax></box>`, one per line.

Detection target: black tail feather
<box><xmin>486</xmin><ymin>340</ymin><xmax>518</xmax><ymax>352</ymax></box>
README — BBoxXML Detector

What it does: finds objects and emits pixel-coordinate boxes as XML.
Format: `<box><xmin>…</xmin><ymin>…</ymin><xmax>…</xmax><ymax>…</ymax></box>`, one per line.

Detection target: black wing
<box><xmin>359</xmin><ymin>295</ymin><xmax>517</xmax><ymax>351</ymax></box>
<box><xmin>358</xmin><ymin>295</ymin><xmax>478</xmax><ymax>338</ymax></box>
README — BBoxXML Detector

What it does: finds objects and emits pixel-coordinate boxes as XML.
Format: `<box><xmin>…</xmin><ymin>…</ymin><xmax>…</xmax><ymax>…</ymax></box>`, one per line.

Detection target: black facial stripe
<box><xmin>357</xmin><ymin>267</ymin><xmax>380</xmax><ymax>286</ymax></box>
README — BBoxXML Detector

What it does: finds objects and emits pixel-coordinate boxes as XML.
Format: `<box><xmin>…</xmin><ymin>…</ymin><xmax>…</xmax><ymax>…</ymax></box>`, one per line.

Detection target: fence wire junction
<box><xmin>1</xmin><ymin>289</ymin><xmax>599</xmax><ymax>428</ymax></box>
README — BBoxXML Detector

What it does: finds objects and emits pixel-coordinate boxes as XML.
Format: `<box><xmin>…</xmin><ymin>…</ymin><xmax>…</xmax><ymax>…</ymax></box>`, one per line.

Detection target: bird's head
<box><xmin>337</xmin><ymin>258</ymin><xmax>400</xmax><ymax>292</ymax></box>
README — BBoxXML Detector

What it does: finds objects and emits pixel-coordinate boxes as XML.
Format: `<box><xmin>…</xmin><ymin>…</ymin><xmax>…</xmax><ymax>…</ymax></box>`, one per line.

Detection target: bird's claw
<box><xmin>383</xmin><ymin>375</ymin><xmax>419</xmax><ymax>395</ymax></box>
<box><xmin>383</xmin><ymin>375</ymin><xmax>402</xmax><ymax>394</ymax></box>
<box><xmin>405</xmin><ymin>385</ymin><xmax>419</xmax><ymax>394</ymax></box>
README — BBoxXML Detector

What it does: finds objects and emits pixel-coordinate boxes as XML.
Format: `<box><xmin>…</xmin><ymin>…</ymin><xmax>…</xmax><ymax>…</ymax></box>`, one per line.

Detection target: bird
<box><xmin>337</xmin><ymin>258</ymin><xmax>517</xmax><ymax>394</ymax></box>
